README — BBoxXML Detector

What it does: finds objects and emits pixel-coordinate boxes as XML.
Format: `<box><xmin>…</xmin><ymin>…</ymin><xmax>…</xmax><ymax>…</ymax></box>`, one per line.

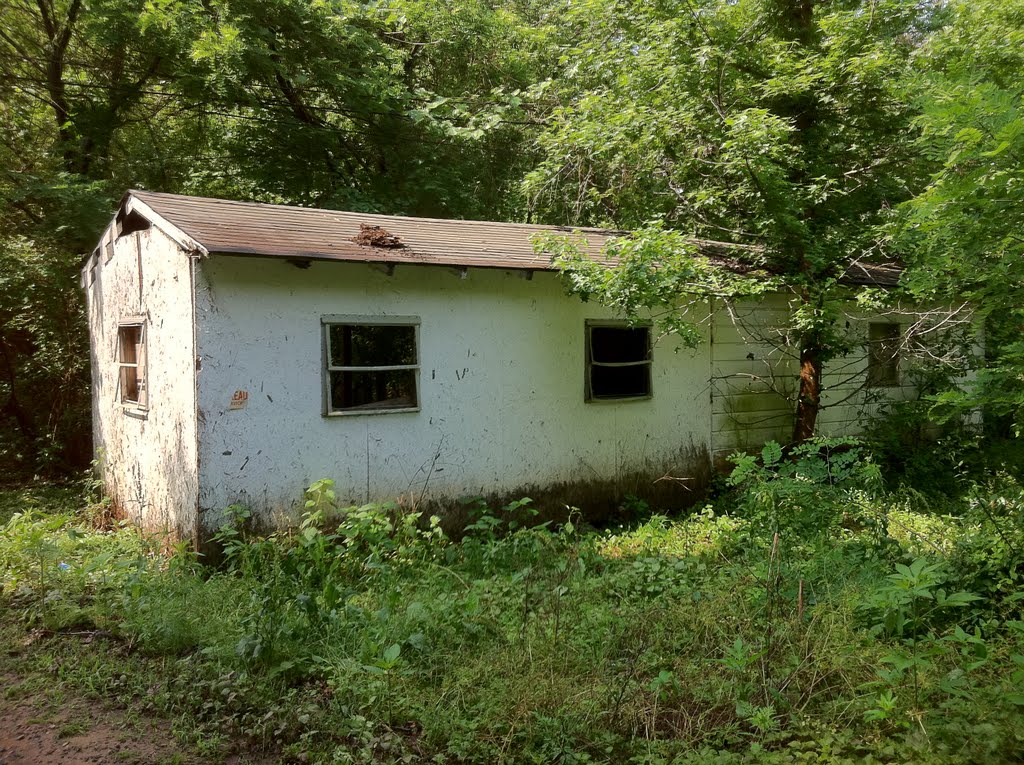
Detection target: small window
<box><xmin>118</xmin><ymin>323</ymin><xmax>147</xmax><ymax>407</ymax></box>
<box><xmin>323</xmin><ymin>319</ymin><xmax>419</xmax><ymax>414</ymax></box>
<box><xmin>867</xmin><ymin>322</ymin><xmax>900</xmax><ymax>387</ymax></box>
<box><xmin>586</xmin><ymin>322</ymin><xmax>652</xmax><ymax>401</ymax></box>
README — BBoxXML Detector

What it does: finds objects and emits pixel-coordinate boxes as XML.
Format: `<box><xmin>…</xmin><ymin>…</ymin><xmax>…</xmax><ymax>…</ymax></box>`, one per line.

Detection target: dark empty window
<box><xmin>586</xmin><ymin>322</ymin><xmax>652</xmax><ymax>400</ymax></box>
<box><xmin>324</xmin><ymin>320</ymin><xmax>419</xmax><ymax>413</ymax></box>
<box><xmin>867</xmin><ymin>322</ymin><xmax>900</xmax><ymax>387</ymax></box>
<box><xmin>118</xmin><ymin>323</ymin><xmax>147</xmax><ymax>407</ymax></box>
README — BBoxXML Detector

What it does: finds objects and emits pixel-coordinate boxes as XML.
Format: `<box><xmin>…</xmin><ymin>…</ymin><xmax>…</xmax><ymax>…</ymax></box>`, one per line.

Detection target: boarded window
<box><xmin>586</xmin><ymin>322</ymin><xmax>652</xmax><ymax>400</ymax></box>
<box><xmin>867</xmin><ymin>322</ymin><xmax>900</xmax><ymax>387</ymax></box>
<box><xmin>324</xmin><ymin>320</ymin><xmax>419</xmax><ymax>413</ymax></box>
<box><xmin>118</xmin><ymin>324</ymin><xmax>147</xmax><ymax>407</ymax></box>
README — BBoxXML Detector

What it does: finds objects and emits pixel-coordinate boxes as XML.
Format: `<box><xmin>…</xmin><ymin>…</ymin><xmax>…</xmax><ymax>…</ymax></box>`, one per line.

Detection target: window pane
<box><xmin>590</xmin><ymin>326</ymin><xmax>649</xmax><ymax>364</ymax></box>
<box><xmin>868</xmin><ymin>323</ymin><xmax>899</xmax><ymax>387</ymax></box>
<box><xmin>120</xmin><ymin>365</ymin><xmax>140</xmax><ymax>403</ymax></box>
<box><xmin>329</xmin><ymin>370</ymin><xmax>417</xmax><ymax>411</ymax></box>
<box><xmin>119</xmin><ymin>326</ymin><xmax>140</xmax><ymax>364</ymax></box>
<box><xmin>591</xmin><ymin>363</ymin><xmax>650</xmax><ymax>399</ymax></box>
<box><xmin>329</xmin><ymin>324</ymin><xmax>416</xmax><ymax>367</ymax></box>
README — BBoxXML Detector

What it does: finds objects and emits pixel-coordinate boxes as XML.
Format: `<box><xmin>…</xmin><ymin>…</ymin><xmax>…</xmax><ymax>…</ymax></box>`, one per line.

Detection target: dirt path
<box><xmin>0</xmin><ymin>672</ymin><xmax>199</xmax><ymax>765</ymax></box>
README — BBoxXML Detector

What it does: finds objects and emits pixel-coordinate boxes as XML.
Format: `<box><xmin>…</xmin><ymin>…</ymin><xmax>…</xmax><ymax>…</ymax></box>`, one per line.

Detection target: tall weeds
<box><xmin>1</xmin><ymin>450</ymin><xmax>1023</xmax><ymax>764</ymax></box>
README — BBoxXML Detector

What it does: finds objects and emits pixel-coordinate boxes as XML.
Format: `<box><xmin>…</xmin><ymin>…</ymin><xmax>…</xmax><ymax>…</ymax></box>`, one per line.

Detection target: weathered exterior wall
<box><xmin>817</xmin><ymin>314</ymin><xmax>919</xmax><ymax>436</ymax></box>
<box><xmin>709</xmin><ymin>294</ymin><xmax>922</xmax><ymax>466</ymax></box>
<box><xmin>193</xmin><ymin>257</ymin><xmax>713</xmax><ymax>532</ymax></box>
<box><xmin>710</xmin><ymin>294</ymin><xmax>800</xmax><ymax>463</ymax></box>
<box><xmin>83</xmin><ymin>225</ymin><xmax>198</xmax><ymax>542</ymax></box>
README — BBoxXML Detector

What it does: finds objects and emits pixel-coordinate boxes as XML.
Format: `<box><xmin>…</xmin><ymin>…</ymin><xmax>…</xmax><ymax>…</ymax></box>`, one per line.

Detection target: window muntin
<box><xmin>323</xmin><ymin>318</ymin><xmax>419</xmax><ymax>414</ymax></box>
<box><xmin>586</xmin><ymin>322</ymin><xmax>652</xmax><ymax>401</ymax></box>
<box><xmin>867</xmin><ymin>322</ymin><xmax>900</xmax><ymax>387</ymax></box>
<box><xmin>117</xmin><ymin>323</ymin><xmax>147</xmax><ymax>408</ymax></box>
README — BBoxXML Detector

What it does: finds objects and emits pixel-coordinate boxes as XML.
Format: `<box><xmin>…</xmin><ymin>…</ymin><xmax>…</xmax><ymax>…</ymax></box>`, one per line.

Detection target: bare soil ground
<box><xmin>0</xmin><ymin>671</ymin><xmax>196</xmax><ymax>765</ymax></box>
<box><xmin>0</xmin><ymin>615</ymin><xmax>288</xmax><ymax>765</ymax></box>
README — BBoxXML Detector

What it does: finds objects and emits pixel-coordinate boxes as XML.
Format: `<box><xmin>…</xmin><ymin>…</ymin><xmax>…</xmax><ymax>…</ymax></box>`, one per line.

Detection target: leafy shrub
<box><xmin>863</xmin><ymin>396</ymin><xmax>986</xmax><ymax>496</ymax></box>
<box><xmin>727</xmin><ymin>437</ymin><xmax>881</xmax><ymax>541</ymax></box>
<box><xmin>3</xmin><ymin>472</ymin><xmax>1024</xmax><ymax>764</ymax></box>
<box><xmin>947</xmin><ymin>480</ymin><xmax>1024</xmax><ymax>613</ymax></box>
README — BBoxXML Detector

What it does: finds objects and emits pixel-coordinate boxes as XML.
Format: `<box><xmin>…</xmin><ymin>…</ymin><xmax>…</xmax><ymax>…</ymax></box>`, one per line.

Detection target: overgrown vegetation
<box><xmin>2</xmin><ymin>442</ymin><xmax>1022</xmax><ymax>763</ymax></box>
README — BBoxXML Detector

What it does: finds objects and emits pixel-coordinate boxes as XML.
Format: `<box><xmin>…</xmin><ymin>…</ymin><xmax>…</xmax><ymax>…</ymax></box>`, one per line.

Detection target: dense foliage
<box><xmin>3</xmin><ymin>1</ymin><xmax>1024</xmax><ymax>759</ymax></box>
<box><xmin>2</xmin><ymin>0</ymin><xmax>1024</xmax><ymax>469</ymax></box>
<box><xmin>2</xmin><ymin>445</ymin><xmax>1023</xmax><ymax>762</ymax></box>
<box><xmin>528</xmin><ymin>0</ymin><xmax>942</xmax><ymax>440</ymax></box>
<box><xmin>0</xmin><ymin>0</ymin><xmax>553</xmax><ymax>474</ymax></box>
<box><xmin>897</xmin><ymin>0</ymin><xmax>1024</xmax><ymax>435</ymax></box>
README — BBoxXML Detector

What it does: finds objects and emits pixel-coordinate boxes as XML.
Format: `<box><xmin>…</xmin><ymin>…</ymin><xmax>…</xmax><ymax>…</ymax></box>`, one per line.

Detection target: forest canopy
<box><xmin>1</xmin><ymin>0</ymin><xmax>1022</xmax><ymax>474</ymax></box>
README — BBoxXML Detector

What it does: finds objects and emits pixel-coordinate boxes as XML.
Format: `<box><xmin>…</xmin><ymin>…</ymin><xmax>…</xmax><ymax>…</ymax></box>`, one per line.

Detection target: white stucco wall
<box><xmin>84</xmin><ymin>225</ymin><xmax>198</xmax><ymax>542</ymax></box>
<box><xmin>192</xmin><ymin>257</ymin><xmax>713</xmax><ymax>531</ymax></box>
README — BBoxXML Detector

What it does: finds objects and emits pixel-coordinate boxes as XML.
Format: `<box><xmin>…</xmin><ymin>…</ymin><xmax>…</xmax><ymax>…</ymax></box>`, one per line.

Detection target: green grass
<box><xmin>1</xmin><ymin>447</ymin><xmax>1023</xmax><ymax>764</ymax></box>
<box><xmin>0</xmin><ymin>482</ymin><xmax>82</xmax><ymax>525</ymax></box>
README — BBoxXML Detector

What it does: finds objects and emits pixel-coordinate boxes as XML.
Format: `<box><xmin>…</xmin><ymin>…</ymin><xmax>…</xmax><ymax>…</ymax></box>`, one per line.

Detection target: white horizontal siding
<box><xmin>709</xmin><ymin>297</ymin><xmax>938</xmax><ymax>460</ymax></box>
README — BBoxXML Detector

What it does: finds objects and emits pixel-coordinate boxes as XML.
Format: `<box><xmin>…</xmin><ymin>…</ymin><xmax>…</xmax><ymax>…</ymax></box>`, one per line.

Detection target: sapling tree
<box><xmin>528</xmin><ymin>0</ymin><xmax>941</xmax><ymax>442</ymax></box>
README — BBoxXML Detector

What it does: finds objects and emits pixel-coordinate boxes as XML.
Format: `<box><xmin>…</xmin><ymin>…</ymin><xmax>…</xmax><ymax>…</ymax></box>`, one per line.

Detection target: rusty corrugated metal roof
<box><xmin>125</xmin><ymin>190</ymin><xmax>900</xmax><ymax>286</ymax></box>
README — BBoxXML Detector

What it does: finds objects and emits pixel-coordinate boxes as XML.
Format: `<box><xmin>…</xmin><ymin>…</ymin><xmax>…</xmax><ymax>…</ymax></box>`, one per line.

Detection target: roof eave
<box><xmin>206</xmin><ymin>247</ymin><xmax>560</xmax><ymax>271</ymax></box>
<box><xmin>125</xmin><ymin>192</ymin><xmax>209</xmax><ymax>256</ymax></box>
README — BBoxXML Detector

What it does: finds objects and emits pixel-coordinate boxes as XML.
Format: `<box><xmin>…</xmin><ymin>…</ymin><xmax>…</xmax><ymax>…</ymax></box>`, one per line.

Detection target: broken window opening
<box><xmin>117</xmin><ymin>323</ymin><xmax>148</xmax><ymax>408</ymax></box>
<box><xmin>115</xmin><ymin>209</ymin><xmax>152</xmax><ymax>238</ymax></box>
<box><xmin>323</xmin><ymin>319</ymin><xmax>419</xmax><ymax>414</ymax></box>
<box><xmin>586</xmin><ymin>322</ymin><xmax>652</xmax><ymax>401</ymax></box>
<box><xmin>867</xmin><ymin>322</ymin><xmax>900</xmax><ymax>388</ymax></box>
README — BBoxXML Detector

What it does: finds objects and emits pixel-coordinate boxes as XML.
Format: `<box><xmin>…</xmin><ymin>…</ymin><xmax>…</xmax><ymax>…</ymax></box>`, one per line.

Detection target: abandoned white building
<box><xmin>84</xmin><ymin>190</ymin><xmax>913</xmax><ymax>545</ymax></box>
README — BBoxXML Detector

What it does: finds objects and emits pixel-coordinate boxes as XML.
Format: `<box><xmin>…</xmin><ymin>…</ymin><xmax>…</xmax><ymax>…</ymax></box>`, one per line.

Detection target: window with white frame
<box><xmin>117</xmin><ymin>323</ymin><xmax>147</xmax><ymax>408</ymax></box>
<box><xmin>323</xmin><ymin>317</ymin><xmax>419</xmax><ymax>414</ymax></box>
<box><xmin>585</xmin><ymin>321</ymin><xmax>652</xmax><ymax>400</ymax></box>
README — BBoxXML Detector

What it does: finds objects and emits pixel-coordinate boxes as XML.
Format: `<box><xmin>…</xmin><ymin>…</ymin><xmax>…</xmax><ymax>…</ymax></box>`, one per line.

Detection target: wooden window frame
<box><xmin>321</xmin><ymin>315</ymin><xmax>421</xmax><ymax>416</ymax></box>
<box><xmin>117</xmin><ymin>320</ymin><xmax>149</xmax><ymax>414</ymax></box>
<box><xmin>867</xmin><ymin>322</ymin><xmax>901</xmax><ymax>388</ymax></box>
<box><xmin>585</xmin><ymin>320</ymin><xmax>653</xmax><ymax>402</ymax></box>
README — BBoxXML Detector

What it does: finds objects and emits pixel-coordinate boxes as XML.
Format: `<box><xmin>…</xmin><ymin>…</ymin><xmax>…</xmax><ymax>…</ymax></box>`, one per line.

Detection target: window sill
<box><xmin>122</xmin><ymin>405</ymin><xmax>149</xmax><ymax>420</ymax></box>
<box><xmin>323</xmin><ymin>407</ymin><xmax>420</xmax><ymax>418</ymax></box>
<box><xmin>585</xmin><ymin>395</ymin><xmax>653</xmax><ymax>404</ymax></box>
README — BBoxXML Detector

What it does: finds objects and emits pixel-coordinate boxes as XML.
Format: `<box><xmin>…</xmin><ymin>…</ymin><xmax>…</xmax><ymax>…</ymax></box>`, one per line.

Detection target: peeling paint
<box><xmin>84</xmin><ymin>227</ymin><xmax>199</xmax><ymax>544</ymax></box>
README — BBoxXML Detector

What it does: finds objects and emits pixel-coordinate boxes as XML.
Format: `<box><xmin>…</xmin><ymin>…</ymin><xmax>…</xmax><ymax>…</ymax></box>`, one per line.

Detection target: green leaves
<box><xmin>895</xmin><ymin>1</ymin><xmax>1024</xmax><ymax>429</ymax></box>
<box><xmin>525</xmin><ymin>0</ymin><xmax>942</xmax><ymax>441</ymax></box>
<box><xmin>529</xmin><ymin>0</ymin><xmax>922</xmax><ymax>262</ymax></box>
<box><xmin>861</xmin><ymin>556</ymin><xmax>982</xmax><ymax>640</ymax></box>
<box><xmin>536</xmin><ymin>224</ymin><xmax>778</xmax><ymax>348</ymax></box>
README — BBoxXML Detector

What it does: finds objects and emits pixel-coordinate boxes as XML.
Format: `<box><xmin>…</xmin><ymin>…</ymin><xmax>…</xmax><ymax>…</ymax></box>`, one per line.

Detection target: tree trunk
<box><xmin>37</xmin><ymin>0</ymin><xmax>86</xmax><ymax>174</ymax></box>
<box><xmin>0</xmin><ymin>336</ymin><xmax>36</xmax><ymax>441</ymax></box>
<box><xmin>792</xmin><ymin>340</ymin><xmax>822</xmax><ymax>443</ymax></box>
<box><xmin>775</xmin><ymin>0</ymin><xmax>823</xmax><ymax>445</ymax></box>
